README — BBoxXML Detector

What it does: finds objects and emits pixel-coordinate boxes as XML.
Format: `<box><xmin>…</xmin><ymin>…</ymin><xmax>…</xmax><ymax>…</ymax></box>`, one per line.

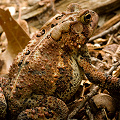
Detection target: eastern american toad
<box><xmin>0</xmin><ymin>3</ymin><xmax>99</xmax><ymax>120</ymax></box>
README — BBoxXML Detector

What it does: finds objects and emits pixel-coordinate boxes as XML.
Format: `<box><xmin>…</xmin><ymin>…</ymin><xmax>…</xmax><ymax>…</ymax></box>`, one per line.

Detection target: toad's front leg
<box><xmin>17</xmin><ymin>95</ymin><xmax>68</xmax><ymax>120</ymax></box>
<box><xmin>80</xmin><ymin>44</ymin><xmax>91</xmax><ymax>63</ymax></box>
<box><xmin>77</xmin><ymin>55</ymin><xmax>120</xmax><ymax>98</ymax></box>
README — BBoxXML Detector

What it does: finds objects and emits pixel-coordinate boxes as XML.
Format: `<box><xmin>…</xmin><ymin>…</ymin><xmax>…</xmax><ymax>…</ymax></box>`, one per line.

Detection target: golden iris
<box><xmin>80</xmin><ymin>13</ymin><xmax>91</xmax><ymax>24</ymax></box>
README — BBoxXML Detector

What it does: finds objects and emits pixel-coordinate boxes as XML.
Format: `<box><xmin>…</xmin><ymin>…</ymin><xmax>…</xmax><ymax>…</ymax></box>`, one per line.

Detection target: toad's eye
<box><xmin>80</xmin><ymin>13</ymin><xmax>91</xmax><ymax>24</ymax></box>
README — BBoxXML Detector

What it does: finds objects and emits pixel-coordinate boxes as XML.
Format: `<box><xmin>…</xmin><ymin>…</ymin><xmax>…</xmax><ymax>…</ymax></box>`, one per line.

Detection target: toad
<box><xmin>0</xmin><ymin>3</ymin><xmax>119</xmax><ymax>120</ymax></box>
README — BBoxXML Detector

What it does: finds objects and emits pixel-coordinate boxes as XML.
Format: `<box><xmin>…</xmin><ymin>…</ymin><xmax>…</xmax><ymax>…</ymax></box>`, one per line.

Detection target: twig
<box><xmin>106</xmin><ymin>61</ymin><xmax>120</xmax><ymax>75</ymax></box>
<box><xmin>67</xmin><ymin>86</ymin><xmax>99</xmax><ymax>120</ymax></box>
<box><xmin>94</xmin><ymin>13</ymin><xmax>120</xmax><ymax>36</ymax></box>
<box><xmin>112</xmin><ymin>45</ymin><xmax>120</xmax><ymax>63</ymax></box>
<box><xmin>91</xmin><ymin>57</ymin><xmax>109</xmax><ymax>69</ymax></box>
<box><xmin>106</xmin><ymin>34</ymin><xmax>113</xmax><ymax>45</ymax></box>
<box><xmin>86</xmin><ymin>104</ymin><xmax>94</xmax><ymax>120</ymax></box>
<box><xmin>89</xmin><ymin>21</ymin><xmax>120</xmax><ymax>42</ymax></box>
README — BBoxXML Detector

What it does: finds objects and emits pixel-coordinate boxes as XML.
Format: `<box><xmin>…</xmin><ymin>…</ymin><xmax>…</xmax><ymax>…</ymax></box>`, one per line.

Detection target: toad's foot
<box><xmin>17</xmin><ymin>95</ymin><xmax>68</xmax><ymax>120</ymax></box>
<box><xmin>18</xmin><ymin>107</ymin><xmax>59</xmax><ymax>120</ymax></box>
<box><xmin>77</xmin><ymin>55</ymin><xmax>120</xmax><ymax>98</ymax></box>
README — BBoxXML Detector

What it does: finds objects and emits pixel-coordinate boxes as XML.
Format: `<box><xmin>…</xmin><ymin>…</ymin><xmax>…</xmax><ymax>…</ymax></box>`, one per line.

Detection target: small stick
<box><xmin>106</xmin><ymin>34</ymin><xmax>113</xmax><ymax>45</ymax></box>
<box><xmin>86</xmin><ymin>104</ymin><xmax>94</xmax><ymax>120</ymax></box>
<box><xmin>67</xmin><ymin>86</ymin><xmax>99</xmax><ymax>119</ymax></box>
<box><xmin>106</xmin><ymin>61</ymin><xmax>120</xmax><ymax>75</ymax></box>
<box><xmin>89</xmin><ymin>21</ymin><xmax>120</xmax><ymax>42</ymax></box>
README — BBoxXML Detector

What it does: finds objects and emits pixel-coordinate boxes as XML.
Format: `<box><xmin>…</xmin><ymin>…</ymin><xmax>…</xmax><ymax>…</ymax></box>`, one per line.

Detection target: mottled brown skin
<box><xmin>0</xmin><ymin>3</ymin><xmax>99</xmax><ymax>120</ymax></box>
<box><xmin>77</xmin><ymin>55</ymin><xmax>120</xmax><ymax>99</ymax></box>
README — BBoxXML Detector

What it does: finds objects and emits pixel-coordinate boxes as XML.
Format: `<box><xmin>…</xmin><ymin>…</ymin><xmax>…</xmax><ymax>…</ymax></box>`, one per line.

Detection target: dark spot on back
<box><xmin>55</xmin><ymin>14</ymin><xmax>64</xmax><ymax>20</ymax></box>
<box><xmin>23</xmin><ymin>98</ymin><xmax>28</xmax><ymax>104</ymax></box>
<box><xmin>18</xmin><ymin>60</ymin><xmax>23</xmax><ymax>66</ymax></box>
<box><xmin>51</xmin><ymin>23</ymin><xmax>58</xmax><ymax>28</ymax></box>
<box><xmin>58</xmin><ymin>68</ymin><xmax>65</xmax><ymax>74</ymax></box>
<box><xmin>42</xmin><ymin>29</ymin><xmax>45</xmax><ymax>35</ymax></box>
<box><xmin>70</xmin><ymin>76</ymin><xmax>73</xmax><ymax>80</ymax></box>
<box><xmin>25</xmin><ymin>50</ymin><xmax>30</xmax><ymax>55</ymax></box>
<box><xmin>25</xmin><ymin>61</ymin><xmax>29</xmax><ymax>65</ymax></box>
<box><xmin>36</xmin><ymin>32</ymin><xmax>42</xmax><ymax>37</ymax></box>
<box><xmin>48</xmin><ymin>111</ymin><xmax>54</xmax><ymax>118</ymax></box>
<box><xmin>51</xmin><ymin>24</ymin><xmax>55</xmax><ymax>28</ymax></box>
<box><xmin>58</xmin><ymin>76</ymin><xmax>63</xmax><ymax>80</ymax></box>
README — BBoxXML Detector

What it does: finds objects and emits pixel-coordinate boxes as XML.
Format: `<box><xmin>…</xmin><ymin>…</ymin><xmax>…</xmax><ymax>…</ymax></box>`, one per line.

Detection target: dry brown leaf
<box><xmin>0</xmin><ymin>8</ymin><xmax>30</xmax><ymax>74</ymax></box>
<box><xmin>17</xmin><ymin>19</ymin><xmax>29</xmax><ymax>36</ymax></box>
<box><xmin>0</xmin><ymin>8</ymin><xmax>30</xmax><ymax>57</ymax></box>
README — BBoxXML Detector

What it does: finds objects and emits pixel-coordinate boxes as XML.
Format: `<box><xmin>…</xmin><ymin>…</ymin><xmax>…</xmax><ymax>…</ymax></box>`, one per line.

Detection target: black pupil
<box><xmin>86</xmin><ymin>14</ymin><xmax>91</xmax><ymax>19</ymax></box>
